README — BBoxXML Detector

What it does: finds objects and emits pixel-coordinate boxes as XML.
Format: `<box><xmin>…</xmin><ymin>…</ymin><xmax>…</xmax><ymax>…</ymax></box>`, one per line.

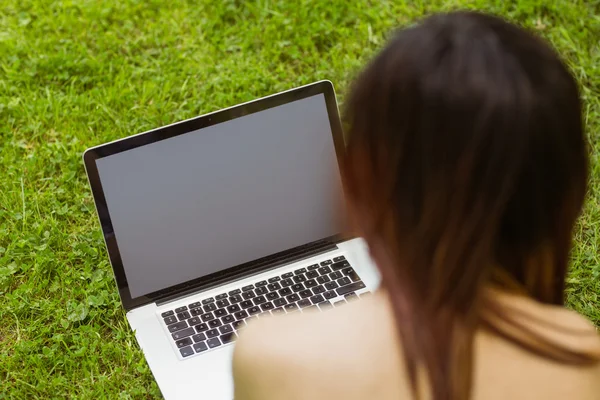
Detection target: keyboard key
<box><xmin>318</xmin><ymin>301</ymin><xmax>333</xmax><ymax>310</ymax></box>
<box><xmin>307</xmin><ymin>264</ymin><xmax>319</xmax><ymax>271</ymax></box>
<box><xmin>333</xmin><ymin>255</ymin><xmax>346</xmax><ymax>262</ymax></box>
<box><xmin>261</xmin><ymin>302</ymin><xmax>274</xmax><ymax>311</ymax></box>
<box><xmin>266</xmin><ymin>292</ymin><xmax>279</xmax><ymax>300</ymax></box>
<box><xmin>320</xmin><ymin>259</ymin><xmax>333</xmax><ymax>266</ymax></box>
<box><xmin>242</xmin><ymin>291</ymin><xmax>256</xmax><ymax>300</ymax></box>
<box><xmin>161</xmin><ymin>310</ymin><xmax>174</xmax><ymax>318</ymax></box>
<box><xmin>255</xmin><ymin>280</ymin><xmax>268</xmax><ymax>287</ymax></box>
<box><xmin>325</xmin><ymin>281</ymin><xmax>339</xmax><ymax>290</ymax></box>
<box><xmin>294</xmin><ymin>268</ymin><xmax>307</xmax><ymax>275</ymax></box>
<box><xmin>195</xmin><ymin>323</ymin><xmax>208</xmax><ymax>333</ymax></box>
<box><xmin>214</xmin><ymin>309</ymin><xmax>227</xmax><ymax>318</ymax></box>
<box><xmin>207</xmin><ymin>338</ymin><xmax>221</xmax><ymax>348</ymax></box>
<box><xmin>293</xmin><ymin>275</ymin><xmax>307</xmax><ymax>283</ymax></box>
<box><xmin>187</xmin><ymin>316</ymin><xmax>201</xmax><ymax>326</ymax></box>
<box><xmin>286</xmin><ymin>293</ymin><xmax>300</xmax><ymax>303</ymax></box>
<box><xmin>176</xmin><ymin>337</ymin><xmax>193</xmax><ymax>348</ymax></box>
<box><xmin>299</xmin><ymin>290</ymin><xmax>312</xmax><ymax>298</ymax></box>
<box><xmin>268</xmin><ymin>276</ymin><xmax>281</xmax><ymax>283</ymax></box>
<box><xmin>227</xmin><ymin>304</ymin><xmax>241</xmax><ymax>313</ymax></box>
<box><xmin>177</xmin><ymin>311</ymin><xmax>191</xmax><ymax>321</ymax></box>
<box><xmin>267</xmin><ymin>283</ymin><xmax>281</xmax><ymax>291</ymax></box>
<box><xmin>201</xmin><ymin>312</ymin><xmax>215</xmax><ymax>322</ymax></box>
<box><xmin>164</xmin><ymin>316</ymin><xmax>177</xmax><ymax>325</ymax></box>
<box><xmin>215</xmin><ymin>293</ymin><xmax>228</xmax><ymax>300</ymax></box>
<box><xmin>229</xmin><ymin>294</ymin><xmax>243</xmax><ymax>304</ymax></box>
<box><xmin>330</xmin><ymin>271</ymin><xmax>343</xmax><ymax>280</ymax></box>
<box><xmin>306</xmin><ymin>270</ymin><xmax>319</xmax><ymax>279</ymax></box>
<box><xmin>172</xmin><ymin>327</ymin><xmax>195</xmax><ymax>340</ymax></box>
<box><xmin>292</xmin><ymin>283</ymin><xmax>304</xmax><ymax>292</ymax></box>
<box><xmin>193</xmin><ymin>342</ymin><xmax>208</xmax><ymax>353</ymax></box>
<box><xmin>284</xmin><ymin>303</ymin><xmax>298</xmax><ymax>312</ymax></box>
<box><xmin>216</xmin><ymin>299</ymin><xmax>230</xmax><ymax>308</ymax></box>
<box><xmin>281</xmin><ymin>278</ymin><xmax>294</xmax><ymax>287</ymax></box>
<box><xmin>242</xmin><ymin>284</ymin><xmax>254</xmax><ymax>292</ymax></box>
<box><xmin>175</xmin><ymin>306</ymin><xmax>188</xmax><ymax>313</ymax></box>
<box><xmin>220</xmin><ymin>332</ymin><xmax>236</xmax><ymax>344</ymax></box>
<box><xmin>334</xmin><ymin>300</ymin><xmax>346</xmax><ymax>307</ymax></box>
<box><xmin>305</xmin><ymin>279</ymin><xmax>317</xmax><ymax>288</ymax></box>
<box><xmin>241</xmin><ymin>300</ymin><xmax>253</xmax><ymax>309</ymax></box>
<box><xmin>345</xmin><ymin>292</ymin><xmax>358</xmax><ymax>301</ymax></box>
<box><xmin>255</xmin><ymin>286</ymin><xmax>268</xmax><ymax>295</ymax></box>
<box><xmin>219</xmin><ymin>324</ymin><xmax>233</xmax><ymax>334</ymax></box>
<box><xmin>228</xmin><ymin>289</ymin><xmax>241</xmax><ymax>296</ymax></box>
<box><xmin>324</xmin><ymin>290</ymin><xmax>336</xmax><ymax>299</ymax></box>
<box><xmin>337</xmin><ymin>277</ymin><xmax>352</xmax><ymax>287</ymax></box>
<box><xmin>189</xmin><ymin>301</ymin><xmax>202</xmax><ymax>309</ymax></box>
<box><xmin>208</xmin><ymin>319</ymin><xmax>222</xmax><ymax>328</ymax></box>
<box><xmin>192</xmin><ymin>333</ymin><xmax>206</xmax><ymax>342</ymax></box>
<box><xmin>222</xmin><ymin>314</ymin><xmax>235</xmax><ymax>324</ymax></box>
<box><xmin>298</xmin><ymin>299</ymin><xmax>312</xmax><ymax>308</ymax></box>
<box><xmin>248</xmin><ymin>306</ymin><xmax>261</xmax><ymax>315</ymax></box>
<box><xmin>343</xmin><ymin>267</ymin><xmax>361</xmax><ymax>282</ymax></box>
<box><xmin>279</xmin><ymin>287</ymin><xmax>292</xmax><ymax>296</ymax></box>
<box><xmin>202</xmin><ymin>297</ymin><xmax>215</xmax><ymax>305</ymax></box>
<box><xmin>318</xmin><ymin>266</ymin><xmax>332</xmax><ymax>275</ymax></box>
<box><xmin>190</xmin><ymin>307</ymin><xmax>203</xmax><ymax>316</ymax></box>
<box><xmin>180</xmin><ymin>346</ymin><xmax>194</xmax><ymax>357</ymax></box>
<box><xmin>337</xmin><ymin>281</ymin><xmax>366</xmax><ymax>296</ymax></box>
<box><xmin>253</xmin><ymin>296</ymin><xmax>267</xmax><ymax>305</ymax></box>
<box><xmin>272</xmin><ymin>307</ymin><xmax>285</xmax><ymax>315</ymax></box>
<box><xmin>203</xmin><ymin>303</ymin><xmax>217</xmax><ymax>312</ymax></box>
<box><xmin>312</xmin><ymin>285</ymin><xmax>326</xmax><ymax>294</ymax></box>
<box><xmin>282</xmin><ymin>272</ymin><xmax>294</xmax><ymax>278</ymax></box>
<box><xmin>234</xmin><ymin>310</ymin><xmax>248</xmax><ymax>320</ymax></box>
<box><xmin>257</xmin><ymin>312</ymin><xmax>271</xmax><ymax>318</ymax></box>
<box><xmin>206</xmin><ymin>329</ymin><xmax>219</xmax><ymax>338</ymax></box>
<box><xmin>310</xmin><ymin>294</ymin><xmax>325</xmax><ymax>304</ymax></box>
<box><xmin>273</xmin><ymin>298</ymin><xmax>287</xmax><ymax>307</ymax></box>
<box><xmin>233</xmin><ymin>320</ymin><xmax>246</xmax><ymax>330</ymax></box>
<box><xmin>167</xmin><ymin>321</ymin><xmax>188</xmax><ymax>333</ymax></box>
<box><xmin>331</xmin><ymin>260</ymin><xmax>349</xmax><ymax>270</ymax></box>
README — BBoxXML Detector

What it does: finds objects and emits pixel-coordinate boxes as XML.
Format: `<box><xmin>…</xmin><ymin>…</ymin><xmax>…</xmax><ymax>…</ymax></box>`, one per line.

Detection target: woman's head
<box><xmin>343</xmin><ymin>11</ymin><xmax>589</xmax><ymax>399</ymax></box>
<box><xmin>344</xmin><ymin>11</ymin><xmax>587</xmax><ymax>311</ymax></box>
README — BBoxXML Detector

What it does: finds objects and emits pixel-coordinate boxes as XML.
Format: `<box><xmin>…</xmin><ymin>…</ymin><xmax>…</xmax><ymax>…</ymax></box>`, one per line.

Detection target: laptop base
<box><xmin>126</xmin><ymin>238</ymin><xmax>379</xmax><ymax>400</ymax></box>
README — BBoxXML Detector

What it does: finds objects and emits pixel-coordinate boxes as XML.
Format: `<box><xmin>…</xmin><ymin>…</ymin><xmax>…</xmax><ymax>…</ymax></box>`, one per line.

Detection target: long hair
<box><xmin>342</xmin><ymin>11</ymin><xmax>596</xmax><ymax>400</ymax></box>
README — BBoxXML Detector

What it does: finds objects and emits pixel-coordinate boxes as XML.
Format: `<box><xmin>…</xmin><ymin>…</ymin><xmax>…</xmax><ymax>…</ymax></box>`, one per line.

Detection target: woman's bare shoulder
<box><xmin>233</xmin><ymin>292</ymin><xmax>409</xmax><ymax>400</ymax></box>
<box><xmin>235</xmin><ymin>293</ymin><xmax>393</xmax><ymax>362</ymax></box>
<box><xmin>473</xmin><ymin>290</ymin><xmax>600</xmax><ymax>399</ymax></box>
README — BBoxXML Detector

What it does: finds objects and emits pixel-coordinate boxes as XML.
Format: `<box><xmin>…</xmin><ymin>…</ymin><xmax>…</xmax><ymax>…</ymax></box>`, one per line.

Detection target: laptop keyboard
<box><xmin>160</xmin><ymin>256</ymin><xmax>370</xmax><ymax>359</ymax></box>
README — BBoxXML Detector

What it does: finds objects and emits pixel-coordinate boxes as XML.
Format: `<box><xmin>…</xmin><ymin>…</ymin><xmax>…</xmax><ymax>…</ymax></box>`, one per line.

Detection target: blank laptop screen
<box><xmin>96</xmin><ymin>94</ymin><xmax>343</xmax><ymax>298</ymax></box>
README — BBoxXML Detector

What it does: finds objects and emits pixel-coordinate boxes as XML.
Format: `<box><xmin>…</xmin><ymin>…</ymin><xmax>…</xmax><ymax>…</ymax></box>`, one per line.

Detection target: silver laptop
<box><xmin>83</xmin><ymin>81</ymin><xmax>380</xmax><ymax>399</ymax></box>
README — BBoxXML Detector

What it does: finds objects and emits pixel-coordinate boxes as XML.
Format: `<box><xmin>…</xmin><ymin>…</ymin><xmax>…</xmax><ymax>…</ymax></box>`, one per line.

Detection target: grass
<box><xmin>0</xmin><ymin>0</ymin><xmax>599</xmax><ymax>398</ymax></box>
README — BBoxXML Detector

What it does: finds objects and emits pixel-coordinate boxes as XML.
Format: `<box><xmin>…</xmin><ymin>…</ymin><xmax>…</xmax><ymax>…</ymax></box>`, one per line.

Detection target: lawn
<box><xmin>1</xmin><ymin>0</ymin><xmax>599</xmax><ymax>398</ymax></box>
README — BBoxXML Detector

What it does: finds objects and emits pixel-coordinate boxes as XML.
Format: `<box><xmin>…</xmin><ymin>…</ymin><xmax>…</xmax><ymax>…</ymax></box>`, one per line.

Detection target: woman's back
<box><xmin>234</xmin><ymin>292</ymin><xmax>600</xmax><ymax>399</ymax></box>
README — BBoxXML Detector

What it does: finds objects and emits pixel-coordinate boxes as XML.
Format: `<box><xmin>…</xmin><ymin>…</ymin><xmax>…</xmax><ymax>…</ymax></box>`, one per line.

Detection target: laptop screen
<box><xmin>95</xmin><ymin>94</ymin><xmax>343</xmax><ymax>298</ymax></box>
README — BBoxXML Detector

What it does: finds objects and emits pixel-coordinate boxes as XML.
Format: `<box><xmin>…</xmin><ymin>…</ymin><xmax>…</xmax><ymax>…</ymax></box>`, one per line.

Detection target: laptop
<box><xmin>83</xmin><ymin>80</ymin><xmax>380</xmax><ymax>399</ymax></box>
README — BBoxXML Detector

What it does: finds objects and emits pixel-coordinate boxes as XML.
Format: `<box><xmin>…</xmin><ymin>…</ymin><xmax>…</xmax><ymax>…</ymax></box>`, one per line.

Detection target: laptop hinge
<box><xmin>155</xmin><ymin>239</ymin><xmax>338</xmax><ymax>307</ymax></box>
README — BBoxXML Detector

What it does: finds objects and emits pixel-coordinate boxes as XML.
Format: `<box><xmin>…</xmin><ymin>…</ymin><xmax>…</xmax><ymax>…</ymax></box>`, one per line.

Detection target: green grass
<box><xmin>1</xmin><ymin>0</ymin><xmax>599</xmax><ymax>398</ymax></box>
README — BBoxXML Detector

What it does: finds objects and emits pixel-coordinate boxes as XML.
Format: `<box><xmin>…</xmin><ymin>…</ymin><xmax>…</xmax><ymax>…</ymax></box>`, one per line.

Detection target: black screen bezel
<box><xmin>83</xmin><ymin>81</ymin><xmax>347</xmax><ymax>311</ymax></box>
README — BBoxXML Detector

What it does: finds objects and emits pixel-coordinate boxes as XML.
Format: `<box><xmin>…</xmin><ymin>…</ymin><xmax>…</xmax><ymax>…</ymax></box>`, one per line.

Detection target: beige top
<box><xmin>233</xmin><ymin>289</ymin><xmax>600</xmax><ymax>399</ymax></box>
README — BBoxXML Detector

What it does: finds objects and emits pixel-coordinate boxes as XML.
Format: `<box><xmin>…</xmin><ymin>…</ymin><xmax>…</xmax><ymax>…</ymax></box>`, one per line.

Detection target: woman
<box><xmin>232</xmin><ymin>11</ymin><xmax>600</xmax><ymax>400</ymax></box>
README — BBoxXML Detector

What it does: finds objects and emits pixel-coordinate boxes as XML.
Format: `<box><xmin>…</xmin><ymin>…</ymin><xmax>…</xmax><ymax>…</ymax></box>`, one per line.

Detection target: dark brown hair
<box><xmin>343</xmin><ymin>11</ymin><xmax>595</xmax><ymax>400</ymax></box>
